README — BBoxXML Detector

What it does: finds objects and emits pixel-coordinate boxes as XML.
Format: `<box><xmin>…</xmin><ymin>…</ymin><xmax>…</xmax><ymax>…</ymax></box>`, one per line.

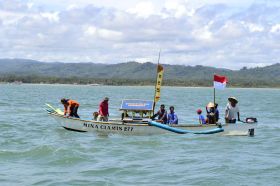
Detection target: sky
<box><xmin>0</xmin><ymin>0</ymin><xmax>280</xmax><ymax>69</ymax></box>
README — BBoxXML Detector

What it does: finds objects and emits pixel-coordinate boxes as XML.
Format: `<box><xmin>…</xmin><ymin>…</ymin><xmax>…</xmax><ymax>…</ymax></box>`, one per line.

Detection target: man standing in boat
<box><xmin>225</xmin><ymin>97</ymin><xmax>240</xmax><ymax>123</ymax></box>
<box><xmin>97</xmin><ymin>97</ymin><xmax>109</xmax><ymax>121</ymax></box>
<box><xmin>167</xmin><ymin>106</ymin><xmax>178</xmax><ymax>125</ymax></box>
<box><xmin>61</xmin><ymin>98</ymin><xmax>80</xmax><ymax>118</ymax></box>
<box><xmin>152</xmin><ymin>104</ymin><xmax>168</xmax><ymax>124</ymax></box>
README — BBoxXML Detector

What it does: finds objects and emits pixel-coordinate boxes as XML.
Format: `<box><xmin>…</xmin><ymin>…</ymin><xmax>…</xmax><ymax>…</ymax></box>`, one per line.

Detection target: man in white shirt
<box><xmin>225</xmin><ymin>97</ymin><xmax>240</xmax><ymax>123</ymax></box>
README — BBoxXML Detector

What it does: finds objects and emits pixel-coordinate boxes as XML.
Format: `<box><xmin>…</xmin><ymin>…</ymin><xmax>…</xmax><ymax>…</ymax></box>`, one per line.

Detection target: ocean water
<box><xmin>0</xmin><ymin>84</ymin><xmax>279</xmax><ymax>186</ymax></box>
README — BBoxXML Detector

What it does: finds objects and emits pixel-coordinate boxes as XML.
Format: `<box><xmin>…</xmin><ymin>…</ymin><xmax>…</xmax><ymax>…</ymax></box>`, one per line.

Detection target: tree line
<box><xmin>1</xmin><ymin>74</ymin><xmax>280</xmax><ymax>88</ymax></box>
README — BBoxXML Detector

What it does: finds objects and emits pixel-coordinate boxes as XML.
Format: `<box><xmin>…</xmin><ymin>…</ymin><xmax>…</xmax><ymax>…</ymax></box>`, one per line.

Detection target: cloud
<box><xmin>0</xmin><ymin>0</ymin><xmax>280</xmax><ymax>69</ymax></box>
<box><xmin>127</xmin><ymin>1</ymin><xmax>155</xmax><ymax>18</ymax></box>
<box><xmin>84</xmin><ymin>25</ymin><xmax>123</xmax><ymax>40</ymax></box>
<box><xmin>40</xmin><ymin>12</ymin><xmax>60</xmax><ymax>23</ymax></box>
<box><xmin>270</xmin><ymin>24</ymin><xmax>280</xmax><ymax>33</ymax></box>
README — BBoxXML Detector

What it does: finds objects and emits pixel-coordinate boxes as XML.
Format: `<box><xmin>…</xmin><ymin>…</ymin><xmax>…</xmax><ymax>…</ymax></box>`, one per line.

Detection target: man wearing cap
<box><xmin>206</xmin><ymin>102</ymin><xmax>216</xmax><ymax>124</ymax></box>
<box><xmin>97</xmin><ymin>97</ymin><xmax>109</xmax><ymax>121</ymax></box>
<box><xmin>225</xmin><ymin>97</ymin><xmax>240</xmax><ymax>123</ymax></box>
<box><xmin>197</xmin><ymin>109</ymin><xmax>206</xmax><ymax>124</ymax></box>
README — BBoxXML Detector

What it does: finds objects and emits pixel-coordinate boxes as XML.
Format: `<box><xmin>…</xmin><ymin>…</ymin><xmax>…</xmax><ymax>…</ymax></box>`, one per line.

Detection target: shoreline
<box><xmin>1</xmin><ymin>82</ymin><xmax>280</xmax><ymax>89</ymax></box>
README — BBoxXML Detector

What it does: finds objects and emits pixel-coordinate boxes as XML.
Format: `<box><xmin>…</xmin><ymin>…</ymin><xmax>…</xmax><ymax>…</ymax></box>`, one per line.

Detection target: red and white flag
<box><xmin>213</xmin><ymin>74</ymin><xmax>228</xmax><ymax>89</ymax></box>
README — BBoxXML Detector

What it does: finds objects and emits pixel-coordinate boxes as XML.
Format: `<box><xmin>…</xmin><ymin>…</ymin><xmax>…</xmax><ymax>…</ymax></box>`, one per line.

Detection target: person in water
<box><xmin>197</xmin><ymin>109</ymin><xmax>206</xmax><ymax>124</ymax></box>
<box><xmin>152</xmin><ymin>104</ymin><xmax>168</xmax><ymax>124</ymax></box>
<box><xmin>167</xmin><ymin>106</ymin><xmax>178</xmax><ymax>124</ymax></box>
<box><xmin>225</xmin><ymin>97</ymin><xmax>240</xmax><ymax>123</ymax></box>
<box><xmin>61</xmin><ymin>98</ymin><xmax>80</xmax><ymax>118</ymax></box>
<box><xmin>97</xmin><ymin>97</ymin><xmax>109</xmax><ymax>121</ymax></box>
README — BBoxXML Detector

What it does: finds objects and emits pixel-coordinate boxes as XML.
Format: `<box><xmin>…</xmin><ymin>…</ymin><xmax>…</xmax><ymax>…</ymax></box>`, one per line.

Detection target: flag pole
<box><xmin>214</xmin><ymin>87</ymin><xmax>216</xmax><ymax>105</ymax></box>
<box><xmin>213</xmin><ymin>74</ymin><xmax>216</xmax><ymax>105</ymax></box>
<box><xmin>213</xmin><ymin>77</ymin><xmax>216</xmax><ymax>124</ymax></box>
<box><xmin>153</xmin><ymin>50</ymin><xmax>161</xmax><ymax>115</ymax></box>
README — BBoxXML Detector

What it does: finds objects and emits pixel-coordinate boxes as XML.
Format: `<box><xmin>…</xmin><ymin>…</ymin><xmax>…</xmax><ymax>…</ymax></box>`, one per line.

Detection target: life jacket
<box><xmin>68</xmin><ymin>100</ymin><xmax>80</xmax><ymax>107</ymax></box>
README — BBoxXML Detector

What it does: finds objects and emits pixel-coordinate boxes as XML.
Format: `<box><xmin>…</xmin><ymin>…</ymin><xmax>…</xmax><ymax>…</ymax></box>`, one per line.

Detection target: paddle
<box><xmin>45</xmin><ymin>103</ymin><xmax>64</xmax><ymax>115</ymax></box>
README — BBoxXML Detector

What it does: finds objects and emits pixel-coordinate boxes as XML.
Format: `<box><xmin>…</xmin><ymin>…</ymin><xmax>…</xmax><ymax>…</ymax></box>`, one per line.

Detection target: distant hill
<box><xmin>0</xmin><ymin>59</ymin><xmax>280</xmax><ymax>87</ymax></box>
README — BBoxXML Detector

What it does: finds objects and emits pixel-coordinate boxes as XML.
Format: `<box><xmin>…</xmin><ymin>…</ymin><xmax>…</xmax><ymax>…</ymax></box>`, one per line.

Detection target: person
<box><xmin>151</xmin><ymin>104</ymin><xmax>168</xmax><ymax>124</ymax></box>
<box><xmin>61</xmin><ymin>98</ymin><xmax>80</xmax><ymax>118</ymax></box>
<box><xmin>205</xmin><ymin>102</ymin><xmax>216</xmax><ymax>124</ymax></box>
<box><xmin>97</xmin><ymin>97</ymin><xmax>109</xmax><ymax>121</ymax></box>
<box><xmin>167</xmin><ymin>106</ymin><xmax>178</xmax><ymax>124</ymax></box>
<box><xmin>121</xmin><ymin>111</ymin><xmax>129</xmax><ymax>120</ymax></box>
<box><xmin>197</xmin><ymin>109</ymin><xmax>206</xmax><ymax>124</ymax></box>
<box><xmin>92</xmin><ymin>112</ymin><xmax>99</xmax><ymax>121</ymax></box>
<box><xmin>214</xmin><ymin>103</ymin><xmax>219</xmax><ymax>122</ymax></box>
<box><xmin>225</xmin><ymin>97</ymin><xmax>240</xmax><ymax>123</ymax></box>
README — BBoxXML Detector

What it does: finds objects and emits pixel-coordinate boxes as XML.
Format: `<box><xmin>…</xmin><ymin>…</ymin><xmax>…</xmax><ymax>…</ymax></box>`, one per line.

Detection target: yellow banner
<box><xmin>154</xmin><ymin>64</ymin><xmax>164</xmax><ymax>102</ymax></box>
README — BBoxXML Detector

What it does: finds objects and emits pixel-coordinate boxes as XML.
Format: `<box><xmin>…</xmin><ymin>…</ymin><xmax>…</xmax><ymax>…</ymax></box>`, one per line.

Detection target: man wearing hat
<box><xmin>206</xmin><ymin>102</ymin><xmax>216</xmax><ymax>124</ymax></box>
<box><xmin>97</xmin><ymin>97</ymin><xmax>109</xmax><ymax>121</ymax></box>
<box><xmin>225</xmin><ymin>97</ymin><xmax>240</xmax><ymax>123</ymax></box>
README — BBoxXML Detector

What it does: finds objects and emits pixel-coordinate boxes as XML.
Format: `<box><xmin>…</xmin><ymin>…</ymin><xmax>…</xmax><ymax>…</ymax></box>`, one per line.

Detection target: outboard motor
<box><xmin>245</xmin><ymin>117</ymin><xmax>257</xmax><ymax>123</ymax></box>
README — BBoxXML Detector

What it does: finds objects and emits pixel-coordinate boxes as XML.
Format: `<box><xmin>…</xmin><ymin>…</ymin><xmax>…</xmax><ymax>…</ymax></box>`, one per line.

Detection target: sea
<box><xmin>0</xmin><ymin>84</ymin><xmax>279</xmax><ymax>186</ymax></box>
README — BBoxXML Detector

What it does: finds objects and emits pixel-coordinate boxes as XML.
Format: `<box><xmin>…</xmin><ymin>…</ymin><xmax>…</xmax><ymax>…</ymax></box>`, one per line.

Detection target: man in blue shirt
<box><xmin>167</xmin><ymin>106</ymin><xmax>178</xmax><ymax>124</ymax></box>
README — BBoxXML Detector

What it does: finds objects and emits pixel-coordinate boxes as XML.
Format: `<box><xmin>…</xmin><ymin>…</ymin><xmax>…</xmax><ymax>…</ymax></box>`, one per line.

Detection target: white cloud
<box><xmin>84</xmin><ymin>25</ymin><xmax>123</xmax><ymax>41</ymax></box>
<box><xmin>127</xmin><ymin>2</ymin><xmax>156</xmax><ymax>18</ymax></box>
<box><xmin>163</xmin><ymin>0</ymin><xmax>190</xmax><ymax>18</ymax></box>
<box><xmin>40</xmin><ymin>12</ymin><xmax>60</xmax><ymax>23</ymax></box>
<box><xmin>270</xmin><ymin>24</ymin><xmax>280</xmax><ymax>33</ymax></box>
<box><xmin>0</xmin><ymin>0</ymin><xmax>280</xmax><ymax>69</ymax></box>
<box><xmin>242</xmin><ymin>22</ymin><xmax>264</xmax><ymax>32</ymax></box>
<box><xmin>66</xmin><ymin>4</ymin><xmax>79</xmax><ymax>11</ymax></box>
<box><xmin>217</xmin><ymin>21</ymin><xmax>245</xmax><ymax>39</ymax></box>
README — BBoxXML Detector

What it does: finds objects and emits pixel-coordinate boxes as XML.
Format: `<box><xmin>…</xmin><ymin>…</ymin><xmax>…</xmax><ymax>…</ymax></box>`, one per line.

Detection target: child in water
<box><xmin>197</xmin><ymin>109</ymin><xmax>207</xmax><ymax>124</ymax></box>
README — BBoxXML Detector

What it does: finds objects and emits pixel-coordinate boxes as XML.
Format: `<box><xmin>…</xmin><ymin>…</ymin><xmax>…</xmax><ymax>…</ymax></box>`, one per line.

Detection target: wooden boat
<box><xmin>47</xmin><ymin>63</ymin><xmax>256</xmax><ymax>136</ymax></box>
<box><xmin>46</xmin><ymin>100</ymin><xmax>256</xmax><ymax>136</ymax></box>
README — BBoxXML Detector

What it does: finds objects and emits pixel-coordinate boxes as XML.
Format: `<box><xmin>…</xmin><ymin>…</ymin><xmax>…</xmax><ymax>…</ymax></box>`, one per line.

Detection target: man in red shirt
<box><xmin>97</xmin><ymin>97</ymin><xmax>109</xmax><ymax>121</ymax></box>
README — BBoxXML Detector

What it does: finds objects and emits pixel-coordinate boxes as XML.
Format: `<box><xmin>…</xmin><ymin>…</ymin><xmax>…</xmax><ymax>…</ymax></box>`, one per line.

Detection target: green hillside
<box><xmin>0</xmin><ymin>59</ymin><xmax>279</xmax><ymax>87</ymax></box>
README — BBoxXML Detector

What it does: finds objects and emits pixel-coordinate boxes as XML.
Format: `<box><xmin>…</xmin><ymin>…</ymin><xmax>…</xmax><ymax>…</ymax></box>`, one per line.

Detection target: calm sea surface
<box><xmin>0</xmin><ymin>84</ymin><xmax>279</xmax><ymax>186</ymax></box>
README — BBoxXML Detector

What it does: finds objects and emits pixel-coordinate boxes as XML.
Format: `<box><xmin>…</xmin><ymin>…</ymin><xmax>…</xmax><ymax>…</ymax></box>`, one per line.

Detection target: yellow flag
<box><xmin>154</xmin><ymin>64</ymin><xmax>164</xmax><ymax>102</ymax></box>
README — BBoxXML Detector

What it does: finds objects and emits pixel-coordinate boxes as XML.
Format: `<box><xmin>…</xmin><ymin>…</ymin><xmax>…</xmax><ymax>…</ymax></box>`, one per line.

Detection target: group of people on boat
<box><xmin>196</xmin><ymin>96</ymin><xmax>240</xmax><ymax>124</ymax></box>
<box><xmin>60</xmin><ymin>97</ymin><xmax>110</xmax><ymax>121</ymax></box>
<box><xmin>196</xmin><ymin>102</ymin><xmax>219</xmax><ymax>125</ymax></box>
<box><xmin>151</xmin><ymin>104</ymin><xmax>178</xmax><ymax>124</ymax></box>
<box><xmin>151</xmin><ymin>96</ymin><xmax>240</xmax><ymax>125</ymax></box>
<box><xmin>60</xmin><ymin>96</ymin><xmax>240</xmax><ymax>125</ymax></box>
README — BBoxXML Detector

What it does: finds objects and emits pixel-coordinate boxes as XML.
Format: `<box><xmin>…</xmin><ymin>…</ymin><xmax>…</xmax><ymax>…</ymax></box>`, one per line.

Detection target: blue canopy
<box><xmin>120</xmin><ymin>99</ymin><xmax>154</xmax><ymax>111</ymax></box>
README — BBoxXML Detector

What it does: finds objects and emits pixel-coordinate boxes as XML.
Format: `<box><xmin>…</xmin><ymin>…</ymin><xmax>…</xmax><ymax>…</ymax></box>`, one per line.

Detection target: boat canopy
<box><xmin>120</xmin><ymin>99</ymin><xmax>154</xmax><ymax>119</ymax></box>
<box><xmin>120</xmin><ymin>99</ymin><xmax>154</xmax><ymax>111</ymax></box>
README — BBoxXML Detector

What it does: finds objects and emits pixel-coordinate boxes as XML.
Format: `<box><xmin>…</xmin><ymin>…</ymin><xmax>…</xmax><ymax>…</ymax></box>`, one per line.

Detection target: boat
<box><xmin>46</xmin><ymin>58</ymin><xmax>256</xmax><ymax>136</ymax></box>
<box><xmin>46</xmin><ymin>100</ymin><xmax>256</xmax><ymax>136</ymax></box>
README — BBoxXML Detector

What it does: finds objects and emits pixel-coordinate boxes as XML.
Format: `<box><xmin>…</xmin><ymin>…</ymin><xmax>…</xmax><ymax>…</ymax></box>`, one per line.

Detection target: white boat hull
<box><xmin>48</xmin><ymin>113</ymin><xmax>257</xmax><ymax>136</ymax></box>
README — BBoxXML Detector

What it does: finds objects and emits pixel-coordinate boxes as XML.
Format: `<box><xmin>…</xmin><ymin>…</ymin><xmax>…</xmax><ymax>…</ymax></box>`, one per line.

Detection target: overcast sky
<box><xmin>0</xmin><ymin>0</ymin><xmax>280</xmax><ymax>69</ymax></box>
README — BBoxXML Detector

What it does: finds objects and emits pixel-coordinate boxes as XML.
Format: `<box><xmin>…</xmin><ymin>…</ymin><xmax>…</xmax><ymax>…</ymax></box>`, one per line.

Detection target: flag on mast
<box><xmin>213</xmin><ymin>74</ymin><xmax>228</xmax><ymax>89</ymax></box>
<box><xmin>154</xmin><ymin>64</ymin><xmax>164</xmax><ymax>102</ymax></box>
